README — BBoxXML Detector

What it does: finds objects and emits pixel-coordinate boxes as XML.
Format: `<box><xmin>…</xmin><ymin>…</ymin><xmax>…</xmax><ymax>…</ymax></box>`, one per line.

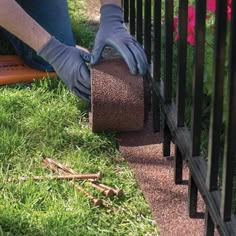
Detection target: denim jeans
<box><xmin>0</xmin><ymin>0</ymin><xmax>75</xmax><ymax>71</ymax></box>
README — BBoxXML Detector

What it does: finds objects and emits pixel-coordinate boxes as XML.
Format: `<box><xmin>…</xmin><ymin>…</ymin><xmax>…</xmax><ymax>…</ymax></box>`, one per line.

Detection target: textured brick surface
<box><xmin>118</xmin><ymin>114</ymin><xmax>209</xmax><ymax>236</ymax></box>
<box><xmin>90</xmin><ymin>58</ymin><xmax>144</xmax><ymax>132</ymax></box>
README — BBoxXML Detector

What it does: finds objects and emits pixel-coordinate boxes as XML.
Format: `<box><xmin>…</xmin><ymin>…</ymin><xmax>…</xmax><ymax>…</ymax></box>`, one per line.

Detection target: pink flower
<box><xmin>174</xmin><ymin>6</ymin><xmax>196</xmax><ymax>46</ymax></box>
<box><xmin>188</xmin><ymin>5</ymin><xmax>196</xmax><ymax>20</ymax></box>
<box><xmin>187</xmin><ymin>9</ymin><xmax>196</xmax><ymax>45</ymax></box>
<box><xmin>227</xmin><ymin>0</ymin><xmax>232</xmax><ymax>20</ymax></box>
<box><xmin>207</xmin><ymin>0</ymin><xmax>216</xmax><ymax>12</ymax></box>
<box><xmin>173</xmin><ymin>17</ymin><xmax>178</xmax><ymax>33</ymax></box>
<box><xmin>173</xmin><ymin>1</ymin><xmax>232</xmax><ymax>46</ymax></box>
<box><xmin>207</xmin><ymin>0</ymin><xmax>232</xmax><ymax>21</ymax></box>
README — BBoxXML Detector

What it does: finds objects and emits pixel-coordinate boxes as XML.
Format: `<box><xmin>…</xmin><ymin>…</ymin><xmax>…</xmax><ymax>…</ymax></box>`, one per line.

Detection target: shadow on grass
<box><xmin>0</xmin><ymin>213</ymin><xmax>43</xmax><ymax>236</ymax></box>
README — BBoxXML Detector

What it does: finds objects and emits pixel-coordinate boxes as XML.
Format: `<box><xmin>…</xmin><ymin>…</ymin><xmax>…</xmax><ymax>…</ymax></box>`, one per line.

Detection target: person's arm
<box><xmin>0</xmin><ymin>0</ymin><xmax>50</xmax><ymax>51</ymax></box>
<box><xmin>100</xmin><ymin>0</ymin><xmax>121</xmax><ymax>7</ymax></box>
<box><xmin>0</xmin><ymin>0</ymin><xmax>91</xmax><ymax>101</ymax></box>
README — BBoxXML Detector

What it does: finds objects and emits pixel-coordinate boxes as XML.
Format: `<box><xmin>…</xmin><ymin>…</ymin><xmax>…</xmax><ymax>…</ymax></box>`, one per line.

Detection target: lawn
<box><xmin>0</xmin><ymin>1</ymin><xmax>159</xmax><ymax>235</ymax></box>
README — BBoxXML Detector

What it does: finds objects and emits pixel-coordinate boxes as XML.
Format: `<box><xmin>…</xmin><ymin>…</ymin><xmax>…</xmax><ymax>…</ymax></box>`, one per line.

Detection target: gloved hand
<box><xmin>37</xmin><ymin>37</ymin><xmax>91</xmax><ymax>101</ymax></box>
<box><xmin>91</xmin><ymin>4</ymin><xmax>148</xmax><ymax>75</ymax></box>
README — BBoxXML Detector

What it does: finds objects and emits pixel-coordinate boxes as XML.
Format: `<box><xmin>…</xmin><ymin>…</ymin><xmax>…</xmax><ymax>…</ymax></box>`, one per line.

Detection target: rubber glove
<box><xmin>91</xmin><ymin>4</ymin><xmax>148</xmax><ymax>75</ymax></box>
<box><xmin>37</xmin><ymin>37</ymin><xmax>91</xmax><ymax>101</ymax></box>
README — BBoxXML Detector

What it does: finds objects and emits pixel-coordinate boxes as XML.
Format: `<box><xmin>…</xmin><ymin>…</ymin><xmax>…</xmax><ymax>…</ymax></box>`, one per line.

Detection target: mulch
<box><xmin>117</xmin><ymin>114</ymin><xmax>209</xmax><ymax>236</ymax></box>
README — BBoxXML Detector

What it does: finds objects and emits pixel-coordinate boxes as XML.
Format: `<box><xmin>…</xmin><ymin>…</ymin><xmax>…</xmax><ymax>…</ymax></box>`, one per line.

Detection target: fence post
<box><xmin>163</xmin><ymin>0</ymin><xmax>173</xmax><ymax>157</ymax></box>
<box><xmin>136</xmin><ymin>0</ymin><xmax>143</xmax><ymax>45</ymax></box>
<box><xmin>124</xmin><ymin>0</ymin><xmax>129</xmax><ymax>23</ymax></box>
<box><xmin>174</xmin><ymin>0</ymin><xmax>188</xmax><ymax>184</ymax></box>
<box><xmin>205</xmin><ymin>0</ymin><xmax>227</xmax><ymax>234</ymax></box>
<box><xmin>144</xmin><ymin>0</ymin><xmax>152</xmax><ymax>64</ymax></box>
<box><xmin>220</xmin><ymin>0</ymin><xmax>236</xmax><ymax>222</ymax></box>
<box><xmin>152</xmin><ymin>0</ymin><xmax>162</xmax><ymax>133</ymax></box>
<box><xmin>188</xmin><ymin>0</ymin><xmax>206</xmax><ymax>217</ymax></box>
<box><xmin>129</xmin><ymin>0</ymin><xmax>136</xmax><ymax>36</ymax></box>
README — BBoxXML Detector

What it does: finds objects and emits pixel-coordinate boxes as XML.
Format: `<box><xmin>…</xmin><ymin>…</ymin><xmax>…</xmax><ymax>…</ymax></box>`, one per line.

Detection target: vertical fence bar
<box><xmin>191</xmin><ymin>0</ymin><xmax>206</xmax><ymax>156</ymax></box>
<box><xmin>176</xmin><ymin>0</ymin><xmax>188</xmax><ymax>127</ymax></box>
<box><xmin>174</xmin><ymin>0</ymin><xmax>188</xmax><ymax>184</ymax></box>
<box><xmin>164</xmin><ymin>0</ymin><xmax>173</xmax><ymax>103</ymax></box>
<box><xmin>144</xmin><ymin>0</ymin><xmax>152</xmax><ymax>64</ymax></box>
<box><xmin>220</xmin><ymin>0</ymin><xmax>236</xmax><ymax>222</ymax></box>
<box><xmin>206</xmin><ymin>0</ymin><xmax>227</xmax><ymax>192</ymax></box>
<box><xmin>152</xmin><ymin>0</ymin><xmax>162</xmax><ymax>132</ymax></box>
<box><xmin>205</xmin><ymin>0</ymin><xmax>227</xmax><ymax>234</ymax></box>
<box><xmin>189</xmin><ymin>0</ymin><xmax>206</xmax><ymax>217</ymax></box>
<box><xmin>163</xmin><ymin>115</ymin><xmax>171</xmax><ymax>156</ymax></box>
<box><xmin>124</xmin><ymin>0</ymin><xmax>129</xmax><ymax>23</ymax></box>
<box><xmin>188</xmin><ymin>173</ymin><xmax>198</xmax><ymax>217</ymax></box>
<box><xmin>163</xmin><ymin>0</ymin><xmax>173</xmax><ymax>157</ymax></box>
<box><xmin>174</xmin><ymin>146</ymin><xmax>183</xmax><ymax>184</ymax></box>
<box><xmin>136</xmin><ymin>0</ymin><xmax>143</xmax><ymax>45</ymax></box>
<box><xmin>205</xmin><ymin>209</ymin><xmax>215</xmax><ymax>236</ymax></box>
<box><xmin>153</xmin><ymin>0</ymin><xmax>161</xmax><ymax>81</ymax></box>
<box><xmin>130</xmin><ymin>0</ymin><xmax>136</xmax><ymax>35</ymax></box>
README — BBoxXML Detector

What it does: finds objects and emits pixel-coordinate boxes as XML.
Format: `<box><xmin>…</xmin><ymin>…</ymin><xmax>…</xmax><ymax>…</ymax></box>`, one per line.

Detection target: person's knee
<box><xmin>0</xmin><ymin>27</ymin><xmax>53</xmax><ymax>71</ymax></box>
<box><xmin>23</xmin><ymin>51</ymin><xmax>54</xmax><ymax>71</ymax></box>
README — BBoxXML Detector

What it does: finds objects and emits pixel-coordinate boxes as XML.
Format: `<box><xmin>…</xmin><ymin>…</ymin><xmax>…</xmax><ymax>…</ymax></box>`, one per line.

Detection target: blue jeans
<box><xmin>0</xmin><ymin>0</ymin><xmax>75</xmax><ymax>71</ymax></box>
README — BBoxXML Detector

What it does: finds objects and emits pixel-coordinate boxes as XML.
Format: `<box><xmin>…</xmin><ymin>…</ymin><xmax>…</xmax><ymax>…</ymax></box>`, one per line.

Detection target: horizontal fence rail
<box><xmin>123</xmin><ymin>0</ymin><xmax>236</xmax><ymax>235</ymax></box>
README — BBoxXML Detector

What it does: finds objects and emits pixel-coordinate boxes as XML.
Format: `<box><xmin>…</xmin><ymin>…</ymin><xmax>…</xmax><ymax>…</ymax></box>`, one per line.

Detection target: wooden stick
<box><xmin>43</xmin><ymin>160</ymin><xmax>102</xmax><ymax>207</ymax></box>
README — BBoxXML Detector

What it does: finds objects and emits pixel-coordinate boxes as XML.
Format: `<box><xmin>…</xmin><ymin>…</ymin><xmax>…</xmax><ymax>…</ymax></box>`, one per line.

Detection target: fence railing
<box><xmin>123</xmin><ymin>0</ymin><xmax>236</xmax><ymax>235</ymax></box>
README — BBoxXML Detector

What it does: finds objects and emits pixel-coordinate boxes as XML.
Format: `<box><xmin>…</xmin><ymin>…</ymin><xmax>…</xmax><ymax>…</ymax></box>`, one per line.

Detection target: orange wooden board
<box><xmin>0</xmin><ymin>55</ymin><xmax>56</xmax><ymax>85</ymax></box>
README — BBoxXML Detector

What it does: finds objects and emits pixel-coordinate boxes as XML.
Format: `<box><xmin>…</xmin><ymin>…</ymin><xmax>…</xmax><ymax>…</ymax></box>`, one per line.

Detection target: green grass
<box><xmin>68</xmin><ymin>0</ymin><xmax>96</xmax><ymax>50</ymax></box>
<box><xmin>0</xmin><ymin>1</ymin><xmax>159</xmax><ymax>235</ymax></box>
<box><xmin>0</xmin><ymin>79</ymin><xmax>158</xmax><ymax>235</ymax></box>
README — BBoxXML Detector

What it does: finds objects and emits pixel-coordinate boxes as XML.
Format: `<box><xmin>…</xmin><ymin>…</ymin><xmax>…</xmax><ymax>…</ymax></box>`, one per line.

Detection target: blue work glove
<box><xmin>37</xmin><ymin>37</ymin><xmax>91</xmax><ymax>101</ymax></box>
<box><xmin>91</xmin><ymin>4</ymin><xmax>148</xmax><ymax>75</ymax></box>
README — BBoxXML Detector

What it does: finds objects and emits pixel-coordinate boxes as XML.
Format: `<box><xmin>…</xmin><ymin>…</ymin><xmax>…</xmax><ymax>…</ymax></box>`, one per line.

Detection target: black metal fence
<box><xmin>123</xmin><ymin>0</ymin><xmax>236</xmax><ymax>235</ymax></box>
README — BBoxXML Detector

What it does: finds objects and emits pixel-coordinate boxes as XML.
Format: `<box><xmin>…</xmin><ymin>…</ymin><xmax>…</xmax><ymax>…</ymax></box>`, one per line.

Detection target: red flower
<box><xmin>207</xmin><ymin>0</ymin><xmax>232</xmax><ymax>21</ymax></box>
<box><xmin>173</xmin><ymin>17</ymin><xmax>178</xmax><ymax>33</ymax></box>
<box><xmin>227</xmin><ymin>0</ymin><xmax>232</xmax><ymax>20</ymax></box>
<box><xmin>207</xmin><ymin>0</ymin><xmax>216</xmax><ymax>12</ymax></box>
<box><xmin>174</xmin><ymin>1</ymin><xmax>232</xmax><ymax>46</ymax></box>
<box><xmin>174</xmin><ymin>6</ymin><xmax>196</xmax><ymax>46</ymax></box>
